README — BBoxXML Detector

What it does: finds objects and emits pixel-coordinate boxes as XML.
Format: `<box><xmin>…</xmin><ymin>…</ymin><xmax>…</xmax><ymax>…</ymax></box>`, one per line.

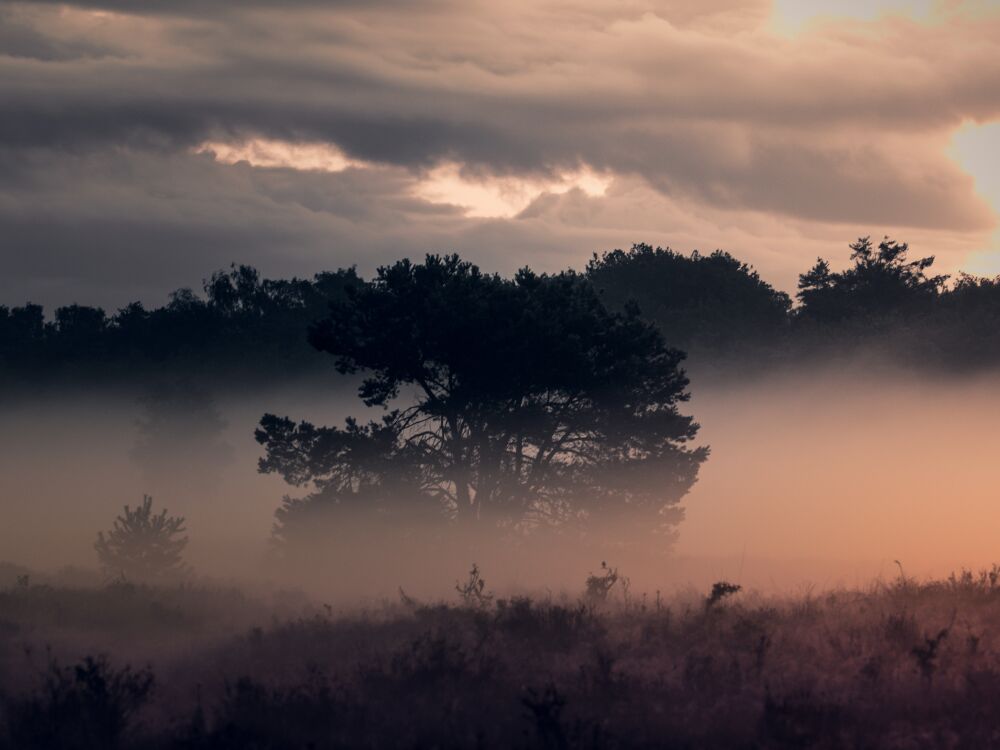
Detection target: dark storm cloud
<box><xmin>0</xmin><ymin>9</ymin><xmax>116</xmax><ymax>60</ymax></box>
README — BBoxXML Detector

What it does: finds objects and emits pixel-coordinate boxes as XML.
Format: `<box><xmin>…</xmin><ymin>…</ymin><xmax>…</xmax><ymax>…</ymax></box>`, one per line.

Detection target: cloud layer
<box><xmin>2</xmin><ymin>0</ymin><xmax>999</xmax><ymax>308</ymax></box>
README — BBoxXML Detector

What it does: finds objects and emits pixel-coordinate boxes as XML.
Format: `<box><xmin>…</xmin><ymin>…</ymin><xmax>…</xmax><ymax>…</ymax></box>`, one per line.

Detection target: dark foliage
<box><xmin>256</xmin><ymin>254</ymin><xmax>707</xmax><ymax>542</ymax></box>
<box><xmin>7</xmin><ymin>236</ymin><xmax>1000</xmax><ymax>386</ymax></box>
<box><xmin>587</xmin><ymin>243</ymin><xmax>792</xmax><ymax>359</ymax></box>
<box><xmin>797</xmin><ymin>236</ymin><xmax>946</xmax><ymax>325</ymax></box>
<box><xmin>4</xmin><ymin>656</ymin><xmax>153</xmax><ymax>750</ymax></box>
<box><xmin>7</xmin><ymin>573</ymin><xmax>1000</xmax><ymax>748</ymax></box>
<box><xmin>0</xmin><ymin>265</ymin><xmax>363</xmax><ymax>386</ymax></box>
<box><xmin>705</xmin><ymin>580</ymin><xmax>742</xmax><ymax>609</ymax></box>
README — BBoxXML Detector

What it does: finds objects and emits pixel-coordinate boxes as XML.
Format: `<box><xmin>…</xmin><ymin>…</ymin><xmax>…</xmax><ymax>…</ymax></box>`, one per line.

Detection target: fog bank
<box><xmin>2</xmin><ymin>366</ymin><xmax>998</xmax><ymax>596</ymax></box>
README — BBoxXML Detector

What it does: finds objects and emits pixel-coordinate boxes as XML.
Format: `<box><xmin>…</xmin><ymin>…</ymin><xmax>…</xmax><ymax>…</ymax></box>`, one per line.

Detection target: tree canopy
<box><xmin>796</xmin><ymin>236</ymin><xmax>947</xmax><ymax>325</ymax></box>
<box><xmin>6</xmin><ymin>236</ymin><xmax>1000</xmax><ymax>387</ymax></box>
<box><xmin>586</xmin><ymin>244</ymin><xmax>791</xmax><ymax>356</ymax></box>
<box><xmin>0</xmin><ymin>265</ymin><xmax>363</xmax><ymax>384</ymax></box>
<box><xmin>256</xmin><ymin>254</ymin><xmax>708</xmax><ymax>543</ymax></box>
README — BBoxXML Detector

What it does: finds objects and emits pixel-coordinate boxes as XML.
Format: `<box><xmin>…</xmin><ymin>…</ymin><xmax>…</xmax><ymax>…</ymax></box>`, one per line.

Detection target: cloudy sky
<box><xmin>3</xmin><ymin>0</ymin><xmax>1000</xmax><ymax>309</ymax></box>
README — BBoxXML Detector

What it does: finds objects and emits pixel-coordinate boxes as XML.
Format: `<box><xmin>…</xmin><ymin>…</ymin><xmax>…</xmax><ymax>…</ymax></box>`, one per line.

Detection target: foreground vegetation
<box><xmin>4</xmin><ymin>567</ymin><xmax>1000</xmax><ymax>748</ymax></box>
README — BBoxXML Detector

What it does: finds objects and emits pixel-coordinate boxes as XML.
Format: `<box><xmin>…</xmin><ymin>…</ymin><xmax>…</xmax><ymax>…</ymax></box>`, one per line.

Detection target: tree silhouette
<box><xmin>796</xmin><ymin>236</ymin><xmax>947</xmax><ymax>324</ymax></box>
<box><xmin>10</xmin><ymin>237</ymin><xmax>1000</xmax><ymax>383</ymax></box>
<box><xmin>94</xmin><ymin>495</ymin><xmax>188</xmax><ymax>582</ymax></box>
<box><xmin>257</xmin><ymin>254</ymin><xmax>707</xmax><ymax>543</ymax></box>
<box><xmin>586</xmin><ymin>244</ymin><xmax>791</xmax><ymax>357</ymax></box>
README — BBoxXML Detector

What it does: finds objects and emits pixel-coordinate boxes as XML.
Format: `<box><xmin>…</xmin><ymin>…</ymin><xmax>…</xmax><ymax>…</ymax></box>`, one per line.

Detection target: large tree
<box><xmin>257</xmin><ymin>255</ymin><xmax>707</xmax><ymax>543</ymax></box>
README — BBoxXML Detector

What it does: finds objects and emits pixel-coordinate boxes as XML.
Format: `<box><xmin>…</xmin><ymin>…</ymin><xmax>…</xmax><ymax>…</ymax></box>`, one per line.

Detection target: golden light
<box><xmin>195</xmin><ymin>138</ymin><xmax>363</xmax><ymax>173</ymax></box>
<box><xmin>197</xmin><ymin>138</ymin><xmax>612</xmax><ymax>219</ymax></box>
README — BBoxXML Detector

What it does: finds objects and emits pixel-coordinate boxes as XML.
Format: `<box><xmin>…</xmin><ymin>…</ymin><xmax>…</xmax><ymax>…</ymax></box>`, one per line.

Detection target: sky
<box><xmin>2</xmin><ymin>0</ymin><xmax>1000</xmax><ymax>309</ymax></box>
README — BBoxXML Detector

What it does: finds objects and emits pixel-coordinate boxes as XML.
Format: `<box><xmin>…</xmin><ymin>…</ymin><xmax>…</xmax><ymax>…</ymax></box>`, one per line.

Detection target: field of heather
<box><xmin>3</xmin><ymin>567</ymin><xmax>1000</xmax><ymax>749</ymax></box>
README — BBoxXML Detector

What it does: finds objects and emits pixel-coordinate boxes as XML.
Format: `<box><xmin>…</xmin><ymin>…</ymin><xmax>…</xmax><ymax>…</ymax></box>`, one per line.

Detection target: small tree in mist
<box><xmin>257</xmin><ymin>254</ymin><xmax>707</xmax><ymax>546</ymax></box>
<box><xmin>95</xmin><ymin>495</ymin><xmax>188</xmax><ymax>582</ymax></box>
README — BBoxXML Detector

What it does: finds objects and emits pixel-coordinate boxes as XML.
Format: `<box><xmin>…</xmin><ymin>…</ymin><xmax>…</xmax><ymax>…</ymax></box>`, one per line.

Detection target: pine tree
<box><xmin>95</xmin><ymin>495</ymin><xmax>188</xmax><ymax>582</ymax></box>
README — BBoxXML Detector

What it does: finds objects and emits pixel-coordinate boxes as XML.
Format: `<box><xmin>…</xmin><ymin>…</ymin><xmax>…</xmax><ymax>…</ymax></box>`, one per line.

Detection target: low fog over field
<box><xmin>4</xmin><ymin>363</ymin><xmax>996</xmax><ymax>597</ymax></box>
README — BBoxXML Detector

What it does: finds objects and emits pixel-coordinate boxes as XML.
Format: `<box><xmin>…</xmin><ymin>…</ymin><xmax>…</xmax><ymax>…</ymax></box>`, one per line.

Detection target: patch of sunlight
<box><xmin>770</xmin><ymin>0</ymin><xmax>934</xmax><ymax>33</ymax></box>
<box><xmin>195</xmin><ymin>138</ymin><xmax>365</xmax><ymax>172</ymax></box>
<box><xmin>951</xmin><ymin>120</ymin><xmax>1000</xmax><ymax>275</ymax></box>
<box><xmin>412</xmin><ymin>163</ymin><xmax>611</xmax><ymax>219</ymax></box>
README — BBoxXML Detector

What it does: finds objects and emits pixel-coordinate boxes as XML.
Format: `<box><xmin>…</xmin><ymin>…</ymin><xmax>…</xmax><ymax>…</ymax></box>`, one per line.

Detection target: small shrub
<box><xmin>584</xmin><ymin>561</ymin><xmax>621</xmax><ymax>605</ymax></box>
<box><xmin>706</xmin><ymin>581</ymin><xmax>742</xmax><ymax>609</ymax></box>
<box><xmin>5</xmin><ymin>655</ymin><xmax>154</xmax><ymax>750</ymax></box>
<box><xmin>455</xmin><ymin>563</ymin><xmax>493</xmax><ymax>608</ymax></box>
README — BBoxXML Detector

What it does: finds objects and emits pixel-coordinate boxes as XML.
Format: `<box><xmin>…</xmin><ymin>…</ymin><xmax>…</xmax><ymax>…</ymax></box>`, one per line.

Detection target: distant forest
<box><xmin>4</xmin><ymin>236</ymin><xmax>1000</xmax><ymax>386</ymax></box>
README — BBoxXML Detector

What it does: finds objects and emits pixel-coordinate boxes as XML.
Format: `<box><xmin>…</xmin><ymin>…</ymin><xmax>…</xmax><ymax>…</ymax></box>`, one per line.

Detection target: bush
<box><xmin>4</xmin><ymin>656</ymin><xmax>153</xmax><ymax>750</ymax></box>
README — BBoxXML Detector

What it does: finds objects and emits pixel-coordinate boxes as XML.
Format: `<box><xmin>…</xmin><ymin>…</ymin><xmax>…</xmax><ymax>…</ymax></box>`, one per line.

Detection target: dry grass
<box><xmin>4</xmin><ymin>567</ymin><xmax>1000</xmax><ymax>748</ymax></box>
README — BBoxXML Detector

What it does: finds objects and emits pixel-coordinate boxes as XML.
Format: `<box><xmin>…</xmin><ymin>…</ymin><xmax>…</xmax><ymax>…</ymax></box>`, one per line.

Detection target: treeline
<box><xmin>589</xmin><ymin>237</ymin><xmax>1000</xmax><ymax>373</ymax></box>
<box><xmin>0</xmin><ymin>266</ymin><xmax>363</xmax><ymax>385</ymax></box>
<box><xmin>3</xmin><ymin>236</ymin><xmax>1000</xmax><ymax>385</ymax></box>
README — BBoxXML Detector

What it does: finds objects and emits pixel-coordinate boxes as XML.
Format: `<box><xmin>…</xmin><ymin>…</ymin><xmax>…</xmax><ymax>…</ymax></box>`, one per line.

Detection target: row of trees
<box><xmin>588</xmin><ymin>237</ymin><xmax>1000</xmax><ymax>370</ymax></box>
<box><xmin>4</xmin><ymin>237</ymin><xmax>1000</xmax><ymax>382</ymax></box>
<box><xmin>0</xmin><ymin>266</ymin><xmax>362</xmax><ymax>379</ymax></box>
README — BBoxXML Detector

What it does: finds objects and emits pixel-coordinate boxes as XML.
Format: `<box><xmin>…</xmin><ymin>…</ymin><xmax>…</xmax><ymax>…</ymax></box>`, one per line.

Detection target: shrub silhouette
<box><xmin>94</xmin><ymin>495</ymin><xmax>188</xmax><ymax>582</ymax></box>
<box><xmin>455</xmin><ymin>563</ymin><xmax>494</xmax><ymax>608</ymax></box>
<box><xmin>705</xmin><ymin>581</ymin><xmax>742</xmax><ymax>609</ymax></box>
<box><xmin>6</xmin><ymin>655</ymin><xmax>153</xmax><ymax>750</ymax></box>
<box><xmin>584</xmin><ymin>561</ymin><xmax>622</xmax><ymax>604</ymax></box>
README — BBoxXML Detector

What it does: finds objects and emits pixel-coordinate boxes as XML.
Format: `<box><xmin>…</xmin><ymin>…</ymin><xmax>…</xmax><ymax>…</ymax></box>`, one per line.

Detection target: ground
<box><xmin>2</xmin><ymin>567</ymin><xmax>1000</xmax><ymax>748</ymax></box>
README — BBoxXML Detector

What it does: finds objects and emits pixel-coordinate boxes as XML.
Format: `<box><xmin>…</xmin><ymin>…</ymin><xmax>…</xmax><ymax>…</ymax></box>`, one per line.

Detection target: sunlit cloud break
<box><xmin>198</xmin><ymin>138</ymin><xmax>612</xmax><ymax>219</ymax></box>
<box><xmin>196</xmin><ymin>139</ymin><xmax>364</xmax><ymax>173</ymax></box>
<box><xmin>412</xmin><ymin>163</ymin><xmax>612</xmax><ymax>219</ymax></box>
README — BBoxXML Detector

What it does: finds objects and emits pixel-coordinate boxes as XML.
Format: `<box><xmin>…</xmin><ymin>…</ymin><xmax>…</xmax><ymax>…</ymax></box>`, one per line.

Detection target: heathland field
<box><xmin>3</xmin><ymin>566</ymin><xmax>1000</xmax><ymax>748</ymax></box>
